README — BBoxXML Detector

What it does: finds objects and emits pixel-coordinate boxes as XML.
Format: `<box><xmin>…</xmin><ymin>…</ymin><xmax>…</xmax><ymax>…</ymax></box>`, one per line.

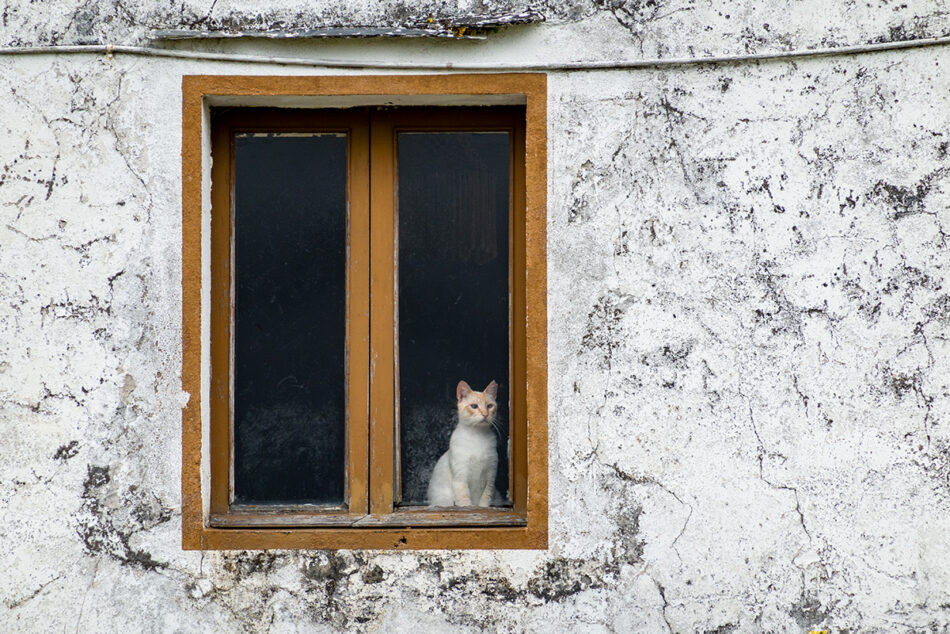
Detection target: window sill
<box><xmin>209</xmin><ymin>507</ymin><xmax>527</xmax><ymax>529</ymax></box>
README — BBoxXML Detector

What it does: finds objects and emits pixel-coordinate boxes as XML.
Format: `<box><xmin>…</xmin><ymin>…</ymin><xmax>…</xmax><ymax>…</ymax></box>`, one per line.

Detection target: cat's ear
<box><xmin>484</xmin><ymin>380</ymin><xmax>498</xmax><ymax>399</ymax></box>
<box><xmin>456</xmin><ymin>380</ymin><xmax>473</xmax><ymax>401</ymax></box>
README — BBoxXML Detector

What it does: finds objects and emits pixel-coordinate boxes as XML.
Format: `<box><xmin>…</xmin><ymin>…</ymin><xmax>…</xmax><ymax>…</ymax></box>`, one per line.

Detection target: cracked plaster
<box><xmin>2</xmin><ymin>0</ymin><xmax>950</xmax><ymax>59</ymax></box>
<box><xmin>2</xmin><ymin>1</ymin><xmax>950</xmax><ymax>633</ymax></box>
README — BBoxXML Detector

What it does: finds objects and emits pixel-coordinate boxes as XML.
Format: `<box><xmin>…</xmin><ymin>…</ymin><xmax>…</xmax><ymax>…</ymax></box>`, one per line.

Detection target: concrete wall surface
<box><xmin>2</xmin><ymin>1</ymin><xmax>949</xmax><ymax>632</ymax></box>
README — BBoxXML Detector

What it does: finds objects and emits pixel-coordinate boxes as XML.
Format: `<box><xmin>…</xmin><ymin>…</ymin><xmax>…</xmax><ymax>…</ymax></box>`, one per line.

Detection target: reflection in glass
<box><xmin>232</xmin><ymin>133</ymin><xmax>347</xmax><ymax>505</ymax></box>
<box><xmin>397</xmin><ymin>131</ymin><xmax>511</xmax><ymax>506</ymax></box>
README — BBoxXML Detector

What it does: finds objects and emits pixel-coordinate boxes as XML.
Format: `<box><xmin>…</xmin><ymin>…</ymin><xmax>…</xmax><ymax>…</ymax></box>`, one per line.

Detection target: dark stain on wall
<box><xmin>581</xmin><ymin>291</ymin><xmax>635</xmax><ymax>364</ymax></box>
<box><xmin>164</xmin><ymin>465</ymin><xmax>648</xmax><ymax>631</ymax></box>
<box><xmin>77</xmin><ymin>464</ymin><xmax>171</xmax><ymax>571</ymax></box>
<box><xmin>52</xmin><ymin>439</ymin><xmax>80</xmax><ymax>461</ymax></box>
<box><xmin>872</xmin><ymin>171</ymin><xmax>944</xmax><ymax>219</ymax></box>
<box><xmin>789</xmin><ymin>592</ymin><xmax>831</xmax><ymax>630</ymax></box>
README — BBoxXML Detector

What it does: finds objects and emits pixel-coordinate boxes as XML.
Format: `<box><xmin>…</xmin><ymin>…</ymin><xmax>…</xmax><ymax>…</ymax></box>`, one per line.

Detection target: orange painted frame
<box><xmin>208</xmin><ymin>108</ymin><xmax>370</xmax><ymax>527</ymax></box>
<box><xmin>181</xmin><ymin>74</ymin><xmax>547</xmax><ymax>550</ymax></box>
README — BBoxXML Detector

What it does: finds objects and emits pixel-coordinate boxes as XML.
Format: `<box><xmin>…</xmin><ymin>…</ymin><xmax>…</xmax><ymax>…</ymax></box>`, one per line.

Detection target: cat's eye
<box><xmin>186</xmin><ymin>75</ymin><xmax>548</xmax><ymax>550</ymax></box>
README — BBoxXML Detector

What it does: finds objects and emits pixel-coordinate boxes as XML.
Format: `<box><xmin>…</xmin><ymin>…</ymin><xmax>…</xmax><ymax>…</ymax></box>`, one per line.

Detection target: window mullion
<box><xmin>347</xmin><ymin>111</ymin><xmax>372</xmax><ymax>516</ymax></box>
<box><xmin>368</xmin><ymin>110</ymin><xmax>396</xmax><ymax>516</ymax></box>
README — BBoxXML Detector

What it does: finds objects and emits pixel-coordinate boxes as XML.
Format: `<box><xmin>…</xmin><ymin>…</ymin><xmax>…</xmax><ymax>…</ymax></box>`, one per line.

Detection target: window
<box><xmin>181</xmin><ymin>75</ymin><xmax>547</xmax><ymax>549</ymax></box>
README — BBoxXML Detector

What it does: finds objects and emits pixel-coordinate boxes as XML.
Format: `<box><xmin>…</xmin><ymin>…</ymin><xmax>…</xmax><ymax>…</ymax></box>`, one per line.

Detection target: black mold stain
<box><xmin>8</xmin><ymin>0</ymin><xmax>946</xmax><ymax>50</ymax></box>
<box><xmin>839</xmin><ymin>190</ymin><xmax>858</xmax><ymax>214</ymax></box>
<box><xmin>880</xmin><ymin>366</ymin><xmax>930</xmax><ymax>408</ymax></box>
<box><xmin>77</xmin><ymin>464</ymin><xmax>171</xmax><ymax>571</ymax></box>
<box><xmin>615</xmin><ymin>504</ymin><xmax>645</xmax><ymax>561</ymax></box>
<box><xmin>11</xmin><ymin>1</ymin><xmax>541</xmax><ymax>47</ymax></box>
<box><xmin>406</xmin><ymin>467</ymin><xmax>648</xmax><ymax>629</ymax></box>
<box><xmin>297</xmin><ymin>553</ymin><xmax>376</xmax><ymax>627</ymax></box>
<box><xmin>301</xmin><ymin>553</ymin><xmax>347</xmax><ymax>584</ymax></box>
<box><xmin>872</xmin><ymin>23</ymin><xmax>914</xmax><ymax>44</ymax></box>
<box><xmin>885</xmin><ymin>264</ymin><xmax>936</xmax><ymax>299</ymax></box>
<box><xmin>419</xmin><ymin>556</ymin><xmax>444</xmax><ymax>577</ymax></box>
<box><xmin>224</xmin><ymin>552</ymin><xmax>282</xmax><ymax>578</ymax></box>
<box><xmin>64</xmin><ymin>5</ymin><xmax>102</xmax><ymax>44</ymax></box>
<box><xmin>789</xmin><ymin>593</ymin><xmax>831</xmax><ymax>630</ymax></box>
<box><xmin>526</xmin><ymin>559</ymin><xmax>602</xmax><ymax>602</ymax></box>
<box><xmin>593</xmin><ymin>0</ymin><xmax>668</xmax><ymax>40</ymax></box>
<box><xmin>440</xmin><ymin>551</ymin><xmax>629</xmax><ymax>617</ymax></box>
<box><xmin>661</xmin><ymin>343</ymin><xmax>692</xmax><ymax>364</ymax></box>
<box><xmin>872</xmin><ymin>179</ymin><xmax>932</xmax><ymax>218</ymax></box>
<box><xmin>361</xmin><ymin>565</ymin><xmax>384</xmax><ymax>584</ymax></box>
<box><xmin>581</xmin><ymin>291</ymin><xmax>635</xmax><ymax>361</ymax></box>
<box><xmin>568</xmin><ymin>159</ymin><xmax>596</xmax><ymax>223</ymax></box>
<box><xmin>53</xmin><ymin>440</ymin><xmax>80</xmax><ymax>461</ymax></box>
<box><xmin>481</xmin><ymin>577</ymin><xmax>519</xmax><ymax>601</ymax></box>
<box><xmin>300</xmin><ymin>552</ymin><xmax>351</xmax><ymax>604</ymax></box>
<box><xmin>170</xmin><ymin>469</ymin><xmax>650</xmax><ymax>630</ymax></box>
<box><xmin>83</xmin><ymin>464</ymin><xmax>110</xmax><ymax>493</ymax></box>
<box><xmin>444</xmin><ymin>468</ymin><xmax>647</xmax><ymax>615</ymax></box>
<box><xmin>925</xmin><ymin>294</ymin><xmax>950</xmax><ymax>324</ymax></box>
<box><xmin>889</xmin><ymin>372</ymin><xmax>917</xmax><ymax>398</ymax></box>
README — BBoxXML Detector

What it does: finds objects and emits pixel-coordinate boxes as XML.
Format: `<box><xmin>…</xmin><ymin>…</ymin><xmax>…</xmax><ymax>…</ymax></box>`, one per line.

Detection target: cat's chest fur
<box><xmin>448</xmin><ymin>424</ymin><xmax>497</xmax><ymax>475</ymax></box>
<box><xmin>427</xmin><ymin>422</ymin><xmax>498</xmax><ymax>506</ymax></box>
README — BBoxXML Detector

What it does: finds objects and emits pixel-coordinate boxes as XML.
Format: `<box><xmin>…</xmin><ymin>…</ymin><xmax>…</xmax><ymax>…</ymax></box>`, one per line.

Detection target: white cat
<box><xmin>427</xmin><ymin>380</ymin><xmax>500</xmax><ymax>507</ymax></box>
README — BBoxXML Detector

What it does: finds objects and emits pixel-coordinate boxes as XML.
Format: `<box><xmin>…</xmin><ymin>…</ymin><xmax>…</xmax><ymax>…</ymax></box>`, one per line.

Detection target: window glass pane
<box><xmin>397</xmin><ymin>131</ymin><xmax>511</xmax><ymax>507</ymax></box>
<box><xmin>232</xmin><ymin>132</ymin><xmax>347</xmax><ymax>505</ymax></box>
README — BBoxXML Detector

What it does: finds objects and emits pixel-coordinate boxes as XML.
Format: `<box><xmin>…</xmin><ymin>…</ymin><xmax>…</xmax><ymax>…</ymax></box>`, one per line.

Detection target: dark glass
<box><xmin>232</xmin><ymin>133</ymin><xmax>347</xmax><ymax>505</ymax></box>
<box><xmin>397</xmin><ymin>131</ymin><xmax>511</xmax><ymax>506</ymax></box>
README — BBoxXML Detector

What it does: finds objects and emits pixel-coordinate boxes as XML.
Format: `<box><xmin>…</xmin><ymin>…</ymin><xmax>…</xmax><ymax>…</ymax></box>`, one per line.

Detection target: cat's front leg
<box><xmin>477</xmin><ymin>484</ymin><xmax>493</xmax><ymax>507</ymax></box>
<box><xmin>451</xmin><ymin>477</ymin><xmax>472</xmax><ymax>506</ymax></box>
<box><xmin>477</xmin><ymin>456</ymin><xmax>498</xmax><ymax>507</ymax></box>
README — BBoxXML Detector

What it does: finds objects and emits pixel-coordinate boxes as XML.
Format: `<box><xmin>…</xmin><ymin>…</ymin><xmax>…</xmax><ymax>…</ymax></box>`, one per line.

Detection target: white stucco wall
<box><xmin>2</xmin><ymin>2</ymin><xmax>949</xmax><ymax>632</ymax></box>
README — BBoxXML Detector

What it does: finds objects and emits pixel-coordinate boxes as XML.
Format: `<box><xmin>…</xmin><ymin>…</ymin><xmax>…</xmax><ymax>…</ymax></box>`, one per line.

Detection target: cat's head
<box><xmin>456</xmin><ymin>380</ymin><xmax>498</xmax><ymax>427</ymax></box>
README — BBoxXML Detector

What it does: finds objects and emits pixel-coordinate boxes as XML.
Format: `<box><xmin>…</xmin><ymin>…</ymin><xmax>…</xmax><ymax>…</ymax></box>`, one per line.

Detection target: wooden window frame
<box><xmin>181</xmin><ymin>75</ymin><xmax>547</xmax><ymax>550</ymax></box>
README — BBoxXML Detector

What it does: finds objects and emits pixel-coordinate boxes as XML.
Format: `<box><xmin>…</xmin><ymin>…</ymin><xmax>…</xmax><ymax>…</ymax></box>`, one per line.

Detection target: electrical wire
<box><xmin>0</xmin><ymin>34</ymin><xmax>948</xmax><ymax>70</ymax></box>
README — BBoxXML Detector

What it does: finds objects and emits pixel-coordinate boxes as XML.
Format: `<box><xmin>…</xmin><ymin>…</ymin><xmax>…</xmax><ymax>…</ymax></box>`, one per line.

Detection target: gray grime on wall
<box><xmin>2</xmin><ymin>0</ymin><xmax>949</xmax><ymax>54</ymax></box>
<box><xmin>2</xmin><ymin>1</ymin><xmax>950</xmax><ymax>632</ymax></box>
